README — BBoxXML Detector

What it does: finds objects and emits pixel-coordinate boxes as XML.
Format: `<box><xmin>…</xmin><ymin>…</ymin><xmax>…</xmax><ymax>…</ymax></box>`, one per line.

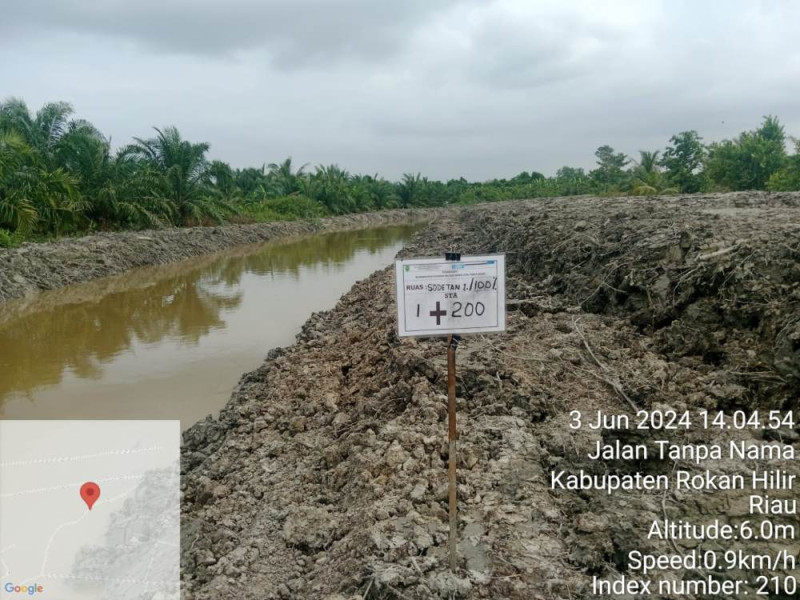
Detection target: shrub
<box><xmin>240</xmin><ymin>195</ymin><xmax>326</xmax><ymax>222</ymax></box>
<box><xmin>0</xmin><ymin>228</ymin><xmax>16</xmax><ymax>248</ymax></box>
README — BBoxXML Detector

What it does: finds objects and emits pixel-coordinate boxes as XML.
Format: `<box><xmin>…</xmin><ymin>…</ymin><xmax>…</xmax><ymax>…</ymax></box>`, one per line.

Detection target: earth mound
<box><xmin>181</xmin><ymin>192</ymin><xmax>800</xmax><ymax>599</ymax></box>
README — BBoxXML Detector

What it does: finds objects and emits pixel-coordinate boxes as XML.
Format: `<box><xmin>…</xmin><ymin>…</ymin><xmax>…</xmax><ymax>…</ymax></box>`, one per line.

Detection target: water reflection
<box><xmin>0</xmin><ymin>276</ymin><xmax>241</xmax><ymax>399</ymax></box>
<box><xmin>0</xmin><ymin>224</ymin><xmax>421</xmax><ymax>425</ymax></box>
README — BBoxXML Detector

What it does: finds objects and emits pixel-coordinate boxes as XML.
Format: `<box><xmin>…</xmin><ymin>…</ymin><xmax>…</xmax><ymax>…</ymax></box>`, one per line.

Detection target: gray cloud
<box><xmin>1</xmin><ymin>0</ymin><xmax>464</xmax><ymax>65</ymax></box>
<box><xmin>1</xmin><ymin>0</ymin><xmax>799</xmax><ymax>180</ymax></box>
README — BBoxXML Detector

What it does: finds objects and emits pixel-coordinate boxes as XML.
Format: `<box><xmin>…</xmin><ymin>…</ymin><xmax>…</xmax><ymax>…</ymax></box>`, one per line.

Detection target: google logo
<box><xmin>3</xmin><ymin>583</ymin><xmax>44</xmax><ymax>596</ymax></box>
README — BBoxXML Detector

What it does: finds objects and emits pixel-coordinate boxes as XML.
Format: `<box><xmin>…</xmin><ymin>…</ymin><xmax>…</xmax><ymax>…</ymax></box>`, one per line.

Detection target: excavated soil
<box><xmin>180</xmin><ymin>192</ymin><xmax>800</xmax><ymax>599</ymax></box>
<box><xmin>0</xmin><ymin>209</ymin><xmax>444</xmax><ymax>303</ymax></box>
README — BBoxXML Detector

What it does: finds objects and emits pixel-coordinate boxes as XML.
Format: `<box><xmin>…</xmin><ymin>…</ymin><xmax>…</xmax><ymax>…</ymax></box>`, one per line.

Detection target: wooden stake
<box><xmin>447</xmin><ymin>333</ymin><xmax>458</xmax><ymax>572</ymax></box>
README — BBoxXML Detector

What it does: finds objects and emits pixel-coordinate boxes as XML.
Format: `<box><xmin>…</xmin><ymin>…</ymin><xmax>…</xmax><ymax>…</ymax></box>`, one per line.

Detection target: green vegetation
<box><xmin>2</xmin><ymin>98</ymin><xmax>800</xmax><ymax>245</ymax></box>
<box><xmin>706</xmin><ymin>116</ymin><xmax>787</xmax><ymax>191</ymax></box>
<box><xmin>767</xmin><ymin>139</ymin><xmax>800</xmax><ymax>191</ymax></box>
<box><xmin>662</xmin><ymin>131</ymin><xmax>707</xmax><ymax>193</ymax></box>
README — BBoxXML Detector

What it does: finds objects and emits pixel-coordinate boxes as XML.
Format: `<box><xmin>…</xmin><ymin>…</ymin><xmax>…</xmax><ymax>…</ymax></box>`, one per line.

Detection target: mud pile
<box><xmin>460</xmin><ymin>192</ymin><xmax>800</xmax><ymax>402</ymax></box>
<box><xmin>0</xmin><ymin>208</ymin><xmax>443</xmax><ymax>303</ymax></box>
<box><xmin>181</xmin><ymin>192</ymin><xmax>800</xmax><ymax>599</ymax></box>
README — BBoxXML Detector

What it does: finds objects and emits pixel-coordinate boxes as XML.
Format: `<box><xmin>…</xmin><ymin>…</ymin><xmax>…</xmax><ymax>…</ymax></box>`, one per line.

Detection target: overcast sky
<box><xmin>2</xmin><ymin>0</ymin><xmax>799</xmax><ymax>180</ymax></box>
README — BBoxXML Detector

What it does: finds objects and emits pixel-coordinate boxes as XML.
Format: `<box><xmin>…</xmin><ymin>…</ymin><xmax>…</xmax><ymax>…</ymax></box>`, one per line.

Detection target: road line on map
<box><xmin>25</xmin><ymin>512</ymin><xmax>89</xmax><ymax>585</ymax></box>
<box><xmin>1</xmin><ymin>545</ymin><xmax>17</xmax><ymax>578</ymax></box>
<box><xmin>19</xmin><ymin>483</ymin><xmax>142</xmax><ymax>585</ymax></box>
<box><xmin>0</xmin><ymin>446</ymin><xmax>164</xmax><ymax>468</ymax></box>
<box><xmin>1</xmin><ymin>474</ymin><xmax>146</xmax><ymax>498</ymax></box>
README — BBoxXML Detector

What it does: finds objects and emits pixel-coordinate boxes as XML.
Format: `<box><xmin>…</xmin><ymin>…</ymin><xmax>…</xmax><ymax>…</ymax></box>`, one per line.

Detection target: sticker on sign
<box><xmin>395</xmin><ymin>254</ymin><xmax>506</xmax><ymax>337</ymax></box>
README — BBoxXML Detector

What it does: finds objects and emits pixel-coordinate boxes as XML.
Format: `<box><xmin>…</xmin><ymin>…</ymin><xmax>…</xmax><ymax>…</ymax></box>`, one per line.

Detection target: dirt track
<box><xmin>0</xmin><ymin>209</ymin><xmax>444</xmax><ymax>303</ymax></box>
<box><xmin>177</xmin><ymin>191</ymin><xmax>799</xmax><ymax>598</ymax></box>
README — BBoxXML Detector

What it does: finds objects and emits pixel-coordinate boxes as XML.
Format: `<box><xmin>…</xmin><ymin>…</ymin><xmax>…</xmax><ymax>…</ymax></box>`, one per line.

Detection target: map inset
<box><xmin>1</xmin><ymin>421</ymin><xmax>179</xmax><ymax>599</ymax></box>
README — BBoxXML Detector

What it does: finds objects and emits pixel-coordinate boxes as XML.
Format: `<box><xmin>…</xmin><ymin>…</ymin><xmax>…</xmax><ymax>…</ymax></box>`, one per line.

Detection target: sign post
<box><xmin>395</xmin><ymin>253</ymin><xmax>506</xmax><ymax>571</ymax></box>
<box><xmin>446</xmin><ymin>332</ymin><xmax>458</xmax><ymax>571</ymax></box>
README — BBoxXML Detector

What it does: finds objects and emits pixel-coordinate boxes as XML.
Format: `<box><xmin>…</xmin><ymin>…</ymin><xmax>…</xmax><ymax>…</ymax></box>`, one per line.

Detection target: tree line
<box><xmin>2</xmin><ymin>98</ymin><xmax>799</xmax><ymax>246</ymax></box>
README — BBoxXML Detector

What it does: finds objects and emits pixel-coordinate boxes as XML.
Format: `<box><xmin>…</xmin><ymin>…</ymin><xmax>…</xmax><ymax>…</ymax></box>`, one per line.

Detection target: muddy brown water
<box><xmin>0</xmin><ymin>224</ymin><xmax>422</xmax><ymax>429</ymax></box>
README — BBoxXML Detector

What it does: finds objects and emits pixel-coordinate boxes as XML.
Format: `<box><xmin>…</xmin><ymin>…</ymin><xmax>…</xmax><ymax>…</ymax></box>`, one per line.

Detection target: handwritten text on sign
<box><xmin>395</xmin><ymin>255</ymin><xmax>506</xmax><ymax>336</ymax></box>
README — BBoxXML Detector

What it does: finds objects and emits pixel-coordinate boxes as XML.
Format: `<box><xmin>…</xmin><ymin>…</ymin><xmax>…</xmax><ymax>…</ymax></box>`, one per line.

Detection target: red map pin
<box><xmin>80</xmin><ymin>482</ymin><xmax>101</xmax><ymax>510</ymax></box>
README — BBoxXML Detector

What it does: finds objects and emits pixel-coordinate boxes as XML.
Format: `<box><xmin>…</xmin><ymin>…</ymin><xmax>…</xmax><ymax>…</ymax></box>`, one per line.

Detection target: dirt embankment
<box><xmin>180</xmin><ymin>192</ymin><xmax>800</xmax><ymax>599</ymax></box>
<box><xmin>0</xmin><ymin>209</ymin><xmax>445</xmax><ymax>303</ymax></box>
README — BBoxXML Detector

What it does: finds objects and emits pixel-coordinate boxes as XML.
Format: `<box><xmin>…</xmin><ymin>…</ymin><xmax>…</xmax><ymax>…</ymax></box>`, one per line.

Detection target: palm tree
<box><xmin>84</xmin><ymin>141</ymin><xmax>171</xmax><ymax>228</ymax></box>
<box><xmin>267</xmin><ymin>157</ymin><xmax>308</xmax><ymax>196</ymax></box>
<box><xmin>233</xmin><ymin>165</ymin><xmax>271</xmax><ymax>203</ymax></box>
<box><xmin>207</xmin><ymin>160</ymin><xmax>242</xmax><ymax>205</ymax></box>
<box><xmin>630</xmin><ymin>150</ymin><xmax>677</xmax><ymax>196</ymax></box>
<box><xmin>350</xmin><ymin>174</ymin><xmax>398</xmax><ymax>210</ymax></box>
<box><xmin>308</xmin><ymin>164</ymin><xmax>354</xmax><ymax>214</ymax></box>
<box><xmin>638</xmin><ymin>150</ymin><xmax>660</xmax><ymax>174</ymax></box>
<box><xmin>0</xmin><ymin>98</ymin><xmax>104</xmax><ymax>170</ymax></box>
<box><xmin>0</xmin><ymin>130</ymin><xmax>82</xmax><ymax>235</ymax></box>
<box><xmin>124</xmin><ymin>127</ymin><xmax>234</xmax><ymax>225</ymax></box>
<box><xmin>0</xmin><ymin>131</ymin><xmax>38</xmax><ymax>233</ymax></box>
<box><xmin>397</xmin><ymin>173</ymin><xmax>432</xmax><ymax>208</ymax></box>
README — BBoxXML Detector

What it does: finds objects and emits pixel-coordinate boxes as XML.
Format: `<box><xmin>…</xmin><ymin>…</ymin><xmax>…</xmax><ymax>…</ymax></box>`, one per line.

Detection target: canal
<box><xmin>0</xmin><ymin>224</ymin><xmax>422</xmax><ymax>428</ymax></box>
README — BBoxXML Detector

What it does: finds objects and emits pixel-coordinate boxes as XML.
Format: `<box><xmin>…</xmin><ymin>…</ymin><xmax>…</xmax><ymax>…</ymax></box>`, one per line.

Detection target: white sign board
<box><xmin>395</xmin><ymin>254</ymin><xmax>506</xmax><ymax>337</ymax></box>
